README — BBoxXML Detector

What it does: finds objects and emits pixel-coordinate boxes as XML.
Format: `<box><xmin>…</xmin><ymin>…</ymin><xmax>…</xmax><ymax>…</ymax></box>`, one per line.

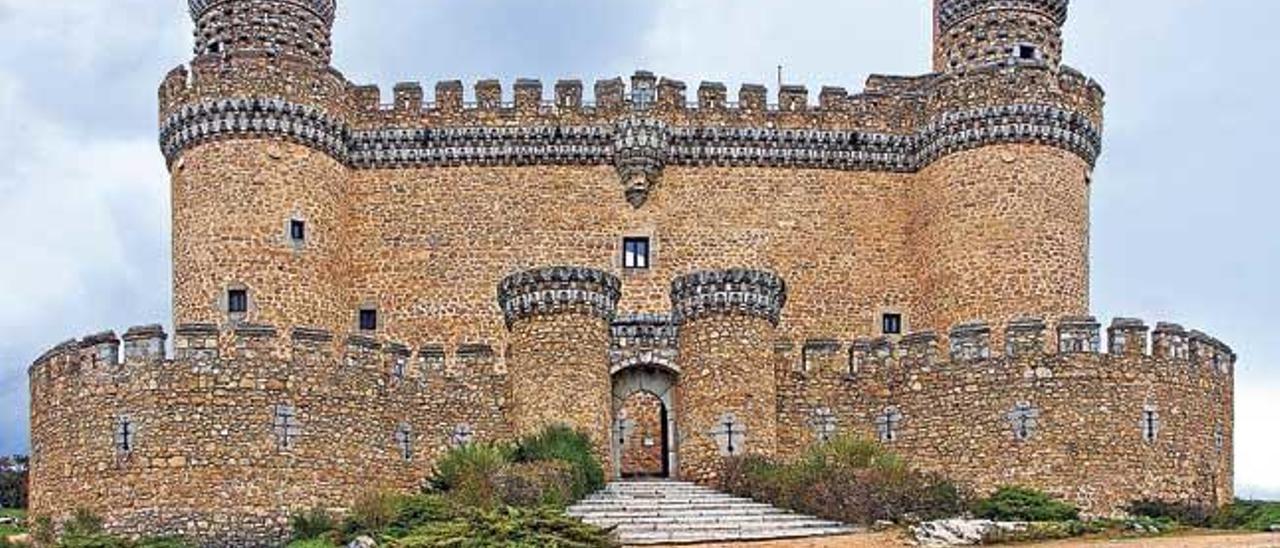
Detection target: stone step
<box><xmin>574</xmin><ymin>513</ymin><xmax>817</xmax><ymax>526</ymax></box>
<box><xmin>608</xmin><ymin>519</ymin><xmax>843</xmax><ymax>532</ymax></box>
<box><xmin>567</xmin><ymin>481</ymin><xmax>857</xmax><ymax>545</ymax></box>
<box><xmin>569</xmin><ymin>507</ymin><xmax>789</xmax><ymax>520</ymax></box>
<box><xmin>569</xmin><ymin>502</ymin><xmax>779</xmax><ymax>513</ymax></box>
<box><xmin>581</xmin><ymin>491</ymin><xmax>742</xmax><ymax>501</ymax></box>
<box><xmin>581</xmin><ymin>499</ymin><xmax>757</xmax><ymax>507</ymax></box>
<box><xmin>618</xmin><ymin>526</ymin><xmax>856</xmax><ymax>545</ymax></box>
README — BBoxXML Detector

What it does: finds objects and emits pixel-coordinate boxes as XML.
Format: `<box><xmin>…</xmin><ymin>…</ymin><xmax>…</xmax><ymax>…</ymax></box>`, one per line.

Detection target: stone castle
<box><xmin>27</xmin><ymin>0</ymin><xmax>1236</xmax><ymax>544</ymax></box>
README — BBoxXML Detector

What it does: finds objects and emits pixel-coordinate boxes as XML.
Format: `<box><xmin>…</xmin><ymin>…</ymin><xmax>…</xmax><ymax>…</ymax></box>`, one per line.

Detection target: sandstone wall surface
<box><xmin>29</xmin><ymin>324</ymin><xmax>508</xmax><ymax>546</ymax></box>
<box><xmin>775</xmin><ymin>316</ymin><xmax>1235</xmax><ymax>515</ymax></box>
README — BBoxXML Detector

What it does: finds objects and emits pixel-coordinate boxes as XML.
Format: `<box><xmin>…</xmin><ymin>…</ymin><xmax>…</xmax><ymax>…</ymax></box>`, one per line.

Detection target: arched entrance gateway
<box><xmin>608</xmin><ymin>314</ymin><xmax>680</xmax><ymax>480</ymax></box>
<box><xmin>612</xmin><ymin>366</ymin><xmax>677</xmax><ymax>479</ymax></box>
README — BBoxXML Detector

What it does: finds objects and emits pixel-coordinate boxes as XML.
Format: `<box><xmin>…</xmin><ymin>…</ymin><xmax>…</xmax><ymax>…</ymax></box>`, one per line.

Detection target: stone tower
<box><xmin>165</xmin><ymin>0</ymin><xmax>352</xmax><ymax>336</ymax></box>
<box><xmin>672</xmin><ymin>270</ymin><xmax>787</xmax><ymax>482</ymax></box>
<box><xmin>499</xmin><ymin>267</ymin><xmax>620</xmax><ymax>462</ymax></box>
<box><xmin>933</xmin><ymin>0</ymin><xmax>1068</xmax><ymax>72</ymax></box>
<box><xmin>913</xmin><ymin>0</ymin><xmax>1092</xmax><ymax>332</ymax></box>
<box><xmin>189</xmin><ymin>0</ymin><xmax>336</xmax><ymax>63</ymax></box>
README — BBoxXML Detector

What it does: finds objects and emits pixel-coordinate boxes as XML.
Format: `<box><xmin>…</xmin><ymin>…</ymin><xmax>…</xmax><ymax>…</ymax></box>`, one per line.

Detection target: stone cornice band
<box><xmin>189</xmin><ymin>0</ymin><xmax>337</xmax><ymax>23</ymax></box>
<box><xmin>497</xmin><ymin>266</ymin><xmax>622</xmax><ymax>328</ymax></box>
<box><xmin>160</xmin><ymin>97</ymin><xmax>348</xmax><ymax>165</ymax></box>
<box><xmin>160</xmin><ymin>98</ymin><xmax>1100</xmax><ymax>171</ymax></box>
<box><xmin>937</xmin><ymin>0</ymin><xmax>1069</xmax><ymax>31</ymax></box>
<box><xmin>670</xmin><ymin>269</ymin><xmax>787</xmax><ymax>326</ymax></box>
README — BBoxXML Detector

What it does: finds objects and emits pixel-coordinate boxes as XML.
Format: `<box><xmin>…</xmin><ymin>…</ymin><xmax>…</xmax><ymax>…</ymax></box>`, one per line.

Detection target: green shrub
<box><xmin>495</xmin><ymin>461</ymin><xmax>576</xmax><ymax>509</ymax></box>
<box><xmin>384</xmin><ymin>495</ymin><xmax>456</xmax><ymax>538</ymax></box>
<box><xmin>345</xmin><ymin>491</ymin><xmax>403</xmax><ymax>537</ymax></box>
<box><xmin>511</xmin><ymin>426</ymin><xmax>604</xmax><ymax>500</ymax></box>
<box><xmin>720</xmin><ymin>435</ymin><xmax>966</xmax><ymax>525</ymax></box>
<box><xmin>63</xmin><ymin>509</ymin><xmax>105</xmax><ymax>539</ymax></box>
<box><xmin>30</xmin><ymin>515</ymin><xmax>54</xmax><ymax>546</ymax></box>
<box><xmin>388</xmin><ymin>504</ymin><xmax>615</xmax><ymax>548</ymax></box>
<box><xmin>1123</xmin><ymin>515</ymin><xmax>1179</xmax><ymax>536</ymax></box>
<box><xmin>429</xmin><ymin>443</ymin><xmax>511</xmax><ymax>508</ymax></box>
<box><xmin>285</xmin><ymin>539</ymin><xmax>339</xmax><ymax>548</ymax></box>
<box><xmin>974</xmin><ymin>486</ymin><xmax>1080</xmax><ymax>522</ymax></box>
<box><xmin>1212</xmin><ymin>499</ymin><xmax>1280</xmax><ymax>531</ymax></box>
<box><xmin>289</xmin><ymin>507</ymin><xmax>338</xmax><ymax>542</ymax></box>
<box><xmin>1127</xmin><ymin>499</ymin><xmax>1213</xmax><ymax>527</ymax></box>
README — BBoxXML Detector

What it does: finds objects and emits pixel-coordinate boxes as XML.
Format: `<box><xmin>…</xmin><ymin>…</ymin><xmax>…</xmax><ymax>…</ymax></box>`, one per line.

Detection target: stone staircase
<box><xmin>567</xmin><ymin>480</ymin><xmax>856</xmax><ymax>545</ymax></box>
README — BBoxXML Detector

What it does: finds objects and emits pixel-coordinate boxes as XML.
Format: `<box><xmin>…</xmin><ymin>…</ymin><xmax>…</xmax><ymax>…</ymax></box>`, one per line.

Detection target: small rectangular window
<box><xmin>1019</xmin><ymin>45</ymin><xmax>1037</xmax><ymax>60</ymax></box>
<box><xmin>359</xmin><ymin>309</ymin><xmax>378</xmax><ymax>331</ymax></box>
<box><xmin>623</xmin><ymin>237</ymin><xmax>651</xmax><ymax>269</ymax></box>
<box><xmin>228</xmin><ymin>289</ymin><xmax>248</xmax><ymax>314</ymax></box>
<box><xmin>290</xmin><ymin>219</ymin><xmax>306</xmax><ymax>242</ymax></box>
<box><xmin>882</xmin><ymin>313</ymin><xmax>903</xmax><ymax>335</ymax></box>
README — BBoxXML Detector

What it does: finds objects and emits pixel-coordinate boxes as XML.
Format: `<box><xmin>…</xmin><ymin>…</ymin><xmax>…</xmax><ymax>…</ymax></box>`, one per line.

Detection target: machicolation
<box><xmin>28</xmin><ymin>1</ymin><xmax>1235</xmax><ymax>545</ymax></box>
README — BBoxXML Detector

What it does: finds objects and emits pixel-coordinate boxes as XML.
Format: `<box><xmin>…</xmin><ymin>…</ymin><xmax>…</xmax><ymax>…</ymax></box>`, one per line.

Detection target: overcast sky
<box><xmin>0</xmin><ymin>1</ymin><xmax>1276</xmax><ymax>499</ymax></box>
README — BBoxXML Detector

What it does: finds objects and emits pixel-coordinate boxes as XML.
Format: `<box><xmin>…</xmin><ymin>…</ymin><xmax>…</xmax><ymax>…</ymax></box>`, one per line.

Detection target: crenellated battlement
<box><xmin>29</xmin><ymin>322</ymin><xmax>508</xmax><ymax>392</ymax></box>
<box><xmin>784</xmin><ymin>315</ymin><xmax>1235</xmax><ymax>384</ymax></box>
<box><xmin>497</xmin><ymin>266</ymin><xmax>621</xmax><ymax>328</ymax></box>
<box><xmin>158</xmin><ymin>64</ymin><xmax>1103</xmax><ymax>174</ymax></box>
<box><xmin>671</xmin><ymin>268</ymin><xmax>788</xmax><ymax>326</ymax></box>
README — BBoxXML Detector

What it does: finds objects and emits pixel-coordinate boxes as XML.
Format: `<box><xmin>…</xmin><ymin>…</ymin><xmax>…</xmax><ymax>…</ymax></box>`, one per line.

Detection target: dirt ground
<box><xmin>650</xmin><ymin>531</ymin><xmax>1280</xmax><ymax>548</ymax></box>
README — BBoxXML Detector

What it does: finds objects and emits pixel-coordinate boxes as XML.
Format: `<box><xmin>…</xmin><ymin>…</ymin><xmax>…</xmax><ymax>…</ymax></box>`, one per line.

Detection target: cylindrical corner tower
<box><xmin>165</xmin><ymin>0</ymin><xmax>352</xmax><ymax>335</ymax></box>
<box><xmin>671</xmin><ymin>269</ymin><xmax>786</xmax><ymax>483</ymax></box>
<box><xmin>934</xmin><ymin>0</ymin><xmax>1068</xmax><ymax>72</ymax></box>
<box><xmin>914</xmin><ymin>0</ymin><xmax>1102</xmax><ymax>334</ymax></box>
<box><xmin>499</xmin><ymin>267</ymin><xmax>621</xmax><ymax>460</ymax></box>
<box><xmin>189</xmin><ymin>0</ymin><xmax>336</xmax><ymax>65</ymax></box>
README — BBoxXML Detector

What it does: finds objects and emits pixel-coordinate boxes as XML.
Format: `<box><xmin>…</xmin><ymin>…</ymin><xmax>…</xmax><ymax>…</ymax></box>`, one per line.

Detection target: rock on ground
<box><xmin>910</xmin><ymin>519</ymin><xmax>1027</xmax><ymax>547</ymax></box>
<box><xmin>347</xmin><ymin>535</ymin><xmax>376</xmax><ymax>548</ymax></box>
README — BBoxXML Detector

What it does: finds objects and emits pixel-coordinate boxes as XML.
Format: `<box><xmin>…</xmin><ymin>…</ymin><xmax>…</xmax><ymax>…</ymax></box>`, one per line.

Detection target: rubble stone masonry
<box><xmin>27</xmin><ymin>0</ymin><xmax>1235</xmax><ymax>545</ymax></box>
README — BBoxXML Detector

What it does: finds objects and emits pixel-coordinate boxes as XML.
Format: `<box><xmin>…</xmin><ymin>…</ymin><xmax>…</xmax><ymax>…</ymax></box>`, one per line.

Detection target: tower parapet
<box><xmin>497</xmin><ymin>266</ymin><xmax>622</xmax><ymax>328</ymax></box>
<box><xmin>189</xmin><ymin>0</ymin><xmax>336</xmax><ymax>65</ymax></box>
<box><xmin>670</xmin><ymin>268</ymin><xmax>787</xmax><ymax>326</ymax></box>
<box><xmin>934</xmin><ymin>0</ymin><xmax>1069</xmax><ymax>72</ymax></box>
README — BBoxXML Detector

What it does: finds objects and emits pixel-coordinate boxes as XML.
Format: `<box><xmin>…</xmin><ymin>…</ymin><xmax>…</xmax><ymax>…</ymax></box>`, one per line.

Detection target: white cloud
<box><xmin>0</xmin><ymin>1</ymin><xmax>175</xmax><ymax>452</ymax></box>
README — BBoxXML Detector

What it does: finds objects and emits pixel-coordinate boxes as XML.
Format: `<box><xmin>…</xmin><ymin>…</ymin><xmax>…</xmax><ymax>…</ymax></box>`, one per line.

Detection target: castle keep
<box><xmin>28</xmin><ymin>0</ymin><xmax>1235</xmax><ymax>544</ymax></box>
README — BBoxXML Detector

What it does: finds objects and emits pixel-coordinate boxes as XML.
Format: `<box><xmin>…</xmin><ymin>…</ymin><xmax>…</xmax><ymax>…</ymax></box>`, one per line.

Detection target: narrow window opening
<box><xmin>1142</xmin><ymin>408</ymin><xmax>1159</xmax><ymax>443</ymax></box>
<box><xmin>882</xmin><ymin>313</ymin><xmax>903</xmax><ymax>335</ymax></box>
<box><xmin>395</xmin><ymin>424</ymin><xmax>414</xmax><ymax>461</ymax></box>
<box><xmin>876</xmin><ymin>407</ymin><xmax>902</xmax><ymax>443</ymax></box>
<box><xmin>114</xmin><ymin>416</ymin><xmax>136</xmax><ymax>453</ymax></box>
<box><xmin>1018</xmin><ymin>45</ymin><xmax>1037</xmax><ymax>60</ymax></box>
<box><xmin>623</xmin><ymin>237</ymin><xmax>651</xmax><ymax>269</ymax></box>
<box><xmin>391</xmin><ymin>357</ymin><xmax>407</xmax><ymax>382</ymax></box>
<box><xmin>359</xmin><ymin>308</ymin><xmax>378</xmax><ymax>331</ymax></box>
<box><xmin>228</xmin><ymin>289</ymin><xmax>248</xmax><ymax>315</ymax></box>
<box><xmin>289</xmin><ymin>219</ymin><xmax>306</xmax><ymax>242</ymax></box>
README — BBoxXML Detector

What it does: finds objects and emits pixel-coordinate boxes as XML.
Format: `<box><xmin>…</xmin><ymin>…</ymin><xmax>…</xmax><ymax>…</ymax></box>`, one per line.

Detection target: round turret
<box><xmin>189</xmin><ymin>0</ymin><xmax>336</xmax><ymax>65</ymax></box>
<box><xmin>934</xmin><ymin>0</ymin><xmax>1068</xmax><ymax>72</ymax></box>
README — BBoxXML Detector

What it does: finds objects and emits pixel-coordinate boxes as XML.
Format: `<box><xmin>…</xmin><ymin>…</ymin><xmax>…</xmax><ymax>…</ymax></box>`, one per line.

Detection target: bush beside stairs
<box><xmin>567</xmin><ymin>480</ymin><xmax>856</xmax><ymax>545</ymax></box>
